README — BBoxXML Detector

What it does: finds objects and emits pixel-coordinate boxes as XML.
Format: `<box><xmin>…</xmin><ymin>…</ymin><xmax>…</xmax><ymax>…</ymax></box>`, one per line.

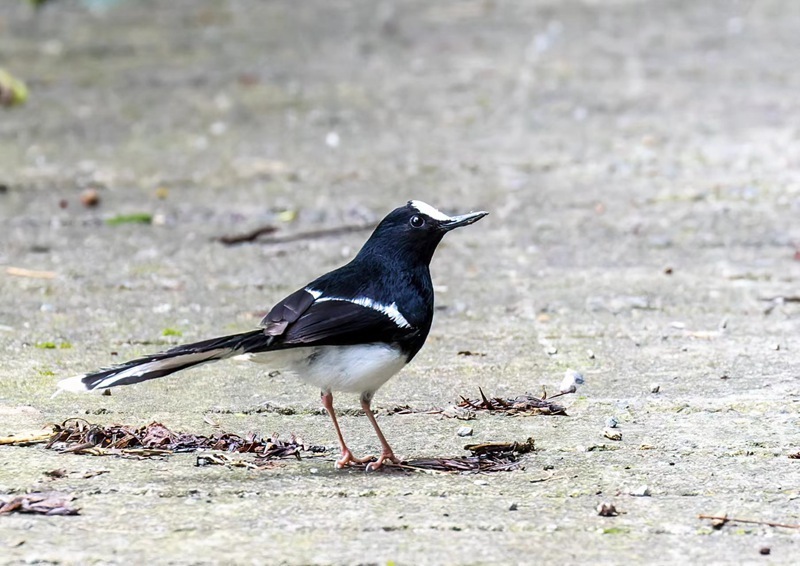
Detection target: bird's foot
<box><xmin>365</xmin><ymin>451</ymin><xmax>401</xmax><ymax>472</ymax></box>
<box><xmin>335</xmin><ymin>449</ymin><xmax>374</xmax><ymax>469</ymax></box>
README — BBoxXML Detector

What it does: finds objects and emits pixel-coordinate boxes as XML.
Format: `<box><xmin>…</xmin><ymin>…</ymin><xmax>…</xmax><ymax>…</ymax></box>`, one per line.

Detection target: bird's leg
<box><xmin>361</xmin><ymin>392</ymin><xmax>402</xmax><ymax>471</ymax></box>
<box><xmin>320</xmin><ymin>390</ymin><xmax>372</xmax><ymax>468</ymax></box>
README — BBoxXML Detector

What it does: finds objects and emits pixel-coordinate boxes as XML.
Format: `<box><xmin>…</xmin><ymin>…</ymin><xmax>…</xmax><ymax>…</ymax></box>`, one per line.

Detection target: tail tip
<box><xmin>55</xmin><ymin>374</ymin><xmax>92</xmax><ymax>396</ymax></box>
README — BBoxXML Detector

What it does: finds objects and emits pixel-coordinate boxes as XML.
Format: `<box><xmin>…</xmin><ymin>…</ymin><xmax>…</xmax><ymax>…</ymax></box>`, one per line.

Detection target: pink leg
<box><xmin>320</xmin><ymin>391</ymin><xmax>372</xmax><ymax>468</ymax></box>
<box><xmin>361</xmin><ymin>395</ymin><xmax>401</xmax><ymax>471</ymax></box>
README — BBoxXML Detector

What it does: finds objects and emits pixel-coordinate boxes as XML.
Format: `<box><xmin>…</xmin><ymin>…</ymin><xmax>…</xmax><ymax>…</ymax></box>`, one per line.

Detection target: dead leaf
<box><xmin>0</xmin><ymin>492</ymin><xmax>79</xmax><ymax>516</ymax></box>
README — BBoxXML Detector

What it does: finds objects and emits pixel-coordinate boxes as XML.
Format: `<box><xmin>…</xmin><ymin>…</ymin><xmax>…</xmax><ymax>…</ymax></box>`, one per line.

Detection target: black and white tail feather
<box><xmin>56</xmin><ymin>330</ymin><xmax>269</xmax><ymax>393</ymax></box>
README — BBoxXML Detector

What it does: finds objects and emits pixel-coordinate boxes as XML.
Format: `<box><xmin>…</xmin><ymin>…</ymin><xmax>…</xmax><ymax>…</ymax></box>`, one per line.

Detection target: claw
<box><xmin>364</xmin><ymin>451</ymin><xmax>401</xmax><ymax>472</ymax></box>
<box><xmin>335</xmin><ymin>449</ymin><xmax>374</xmax><ymax>469</ymax></box>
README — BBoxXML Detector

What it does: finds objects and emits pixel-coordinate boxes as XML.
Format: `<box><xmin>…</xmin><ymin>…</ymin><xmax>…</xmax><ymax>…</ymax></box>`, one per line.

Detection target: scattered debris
<box><xmin>5</xmin><ymin>419</ymin><xmax>534</xmax><ymax>474</ymax></box>
<box><xmin>597</xmin><ymin>502</ymin><xmax>620</xmax><ymax>517</ymax></box>
<box><xmin>0</xmin><ymin>429</ymin><xmax>53</xmax><ymax>446</ymax></box>
<box><xmin>628</xmin><ymin>485</ymin><xmax>651</xmax><ymax>497</ymax></box>
<box><xmin>560</xmin><ymin>369</ymin><xmax>585</xmax><ymax>393</ymax></box>
<box><xmin>457</xmin><ymin>350</ymin><xmax>486</xmax><ymax>357</ymax></box>
<box><xmin>106</xmin><ymin>213</ymin><xmax>153</xmax><ymax>226</ymax></box>
<box><xmin>43</xmin><ymin>468</ymin><xmax>109</xmax><ymax>480</ymax></box>
<box><xmin>603</xmin><ymin>428</ymin><xmax>622</xmax><ymax>441</ymax></box>
<box><xmin>5</xmin><ymin>267</ymin><xmax>57</xmax><ymax>279</ymax></box>
<box><xmin>80</xmin><ymin>188</ymin><xmax>100</xmax><ymax>207</ymax></box>
<box><xmin>650</xmin><ymin>383</ymin><xmax>661</xmax><ymax>394</ymax></box>
<box><xmin>0</xmin><ymin>492</ymin><xmax>79</xmax><ymax>516</ymax></box>
<box><xmin>456</xmin><ymin>426</ymin><xmax>474</xmax><ymax>437</ymax></box>
<box><xmin>761</xmin><ymin>295</ymin><xmax>800</xmax><ymax>315</ymax></box>
<box><xmin>464</xmin><ymin>438</ymin><xmax>536</xmax><ymax>456</ymax></box>
<box><xmin>44</xmin><ymin>418</ymin><xmax>326</xmax><ymax>461</ymax></box>
<box><xmin>196</xmin><ymin>453</ymin><xmax>280</xmax><ymax>470</ymax></box>
<box><xmin>0</xmin><ymin>68</ymin><xmax>28</xmax><ymax>107</ymax></box>
<box><xmin>210</xmin><ymin>402</ymin><xmax>303</xmax><ymax>416</ymax></box>
<box><xmin>383</xmin><ymin>404</ymin><xmax>439</xmax><ymax>416</ymax></box>
<box><xmin>698</xmin><ymin>514</ymin><xmax>800</xmax><ymax>530</ymax></box>
<box><xmin>43</xmin><ymin>469</ymin><xmax>67</xmax><ymax>479</ymax></box>
<box><xmin>390</xmin><ymin>438</ymin><xmax>534</xmax><ymax>474</ymax></box>
<box><xmin>218</xmin><ymin>222</ymin><xmax>374</xmax><ymax>247</ymax></box>
<box><xmin>455</xmin><ymin>387</ymin><xmax>568</xmax><ymax>416</ymax></box>
<box><xmin>439</xmin><ymin>405</ymin><xmax>476</xmax><ymax>420</ymax></box>
<box><xmin>217</xmin><ymin>224</ymin><xmax>278</xmax><ymax>245</ymax></box>
<box><xmin>789</xmin><ymin>452</ymin><xmax>800</xmax><ymax>460</ymax></box>
<box><xmin>35</xmin><ymin>341</ymin><xmax>71</xmax><ymax>350</ymax></box>
<box><xmin>212</xmin><ymin>386</ymin><xmax>572</xmax><ymax>420</ymax></box>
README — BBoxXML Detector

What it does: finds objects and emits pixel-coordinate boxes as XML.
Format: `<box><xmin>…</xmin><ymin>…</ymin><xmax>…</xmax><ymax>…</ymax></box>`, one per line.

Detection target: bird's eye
<box><xmin>409</xmin><ymin>215</ymin><xmax>425</xmax><ymax>228</ymax></box>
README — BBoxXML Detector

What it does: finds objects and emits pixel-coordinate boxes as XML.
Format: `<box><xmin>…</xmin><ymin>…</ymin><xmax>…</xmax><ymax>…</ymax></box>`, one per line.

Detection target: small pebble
<box><xmin>309</xmin><ymin>468</ymin><xmax>319</xmax><ymax>474</ymax></box>
<box><xmin>603</xmin><ymin>428</ymin><xmax>622</xmax><ymax>441</ymax></box>
<box><xmin>586</xmin><ymin>349</ymin><xmax>595</xmax><ymax>359</ymax></box>
<box><xmin>650</xmin><ymin>383</ymin><xmax>661</xmax><ymax>393</ymax></box>
<box><xmin>325</xmin><ymin>131</ymin><xmax>340</xmax><ymax>147</ymax></box>
<box><xmin>596</xmin><ymin>502</ymin><xmax>618</xmax><ymax>517</ymax></box>
<box><xmin>457</xmin><ymin>426</ymin><xmax>473</xmax><ymax>437</ymax></box>
<box><xmin>759</xmin><ymin>547</ymin><xmax>770</xmax><ymax>556</ymax></box>
<box><xmin>605</xmin><ymin>416</ymin><xmax>618</xmax><ymax>428</ymax></box>
<box><xmin>508</xmin><ymin>503</ymin><xmax>518</xmax><ymax>511</ymax></box>
<box><xmin>474</xmin><ymin>479</ymin><xmax>489</xmax><ymax>487</ymax></box>
<box><xmin>629</xmin><ymin>485</ymin><xmax>651</xmax><ymax>497</ymax></box>
<box><xmin>560</xmin><ymin>369</ymin><xmax>585</xmax><ymax>393</ymax></box>
<box><xmin>80</xmin><ymin>188</ymin><xmax>100</xmax><ymax>207</ymax></box>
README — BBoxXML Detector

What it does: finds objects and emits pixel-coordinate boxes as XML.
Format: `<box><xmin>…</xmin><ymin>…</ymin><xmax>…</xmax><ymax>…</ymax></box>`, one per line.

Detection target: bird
<box><xmin>57</xmin><ymin>200</ymin><xmax>488</xmax><ymax>470</ymax></box>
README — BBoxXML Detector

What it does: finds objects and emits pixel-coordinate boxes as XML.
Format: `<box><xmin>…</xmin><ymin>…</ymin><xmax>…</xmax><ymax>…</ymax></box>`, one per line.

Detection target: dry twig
<box><xmin>218</xmin><ymin>222</ymin><xmax>374</xmax><ymax>246</ymax></box>
<box><xmin>0</xmin><ymin>430</ymin><xmax>53</xmax><ymax>446</ymax></box>
<box><xmin>698</xmin><ymin>514</ymin><xmax>800</xmax><ymax>530</ymax></box>
<box><xmin>5</xmin><ymin>267</ymin><xmax>56</xmax><ymax>279</ymax></box>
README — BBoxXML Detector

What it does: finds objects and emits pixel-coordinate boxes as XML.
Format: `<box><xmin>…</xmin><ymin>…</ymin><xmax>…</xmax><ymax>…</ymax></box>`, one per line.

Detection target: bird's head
<box><xmin>359</xmin><ymin>200</ymin><xmax>488</xmax><ymax>266</ymax></box>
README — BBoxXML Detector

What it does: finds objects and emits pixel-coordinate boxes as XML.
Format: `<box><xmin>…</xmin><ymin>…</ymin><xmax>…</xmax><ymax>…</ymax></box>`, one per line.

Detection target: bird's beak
<box><xmin>441</xmin><ymin>210</ymin><xmax>489</xmax><ymax>231</ymax></box>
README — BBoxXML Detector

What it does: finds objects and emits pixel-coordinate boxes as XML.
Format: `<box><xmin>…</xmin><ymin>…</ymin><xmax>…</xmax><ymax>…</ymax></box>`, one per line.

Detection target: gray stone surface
<box><xmin>1</xmin><ymin>0</ymin><xmax>799</xmax><ymax>564</ymax></box>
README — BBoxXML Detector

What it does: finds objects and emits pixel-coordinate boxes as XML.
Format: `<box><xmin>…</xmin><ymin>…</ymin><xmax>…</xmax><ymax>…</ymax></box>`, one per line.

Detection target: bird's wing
<box><xmin>260</xmin><ymin>288</ymin><xmax>413</xmax><ymax>347</ymax></box>
<box><xmin>260</xmin><ymin>288</ymin><xmax>316</xmax><ymax>336</ymax></box>
<box><xmin>280</xmin><ymin>298</ymin><xmax>414</xmax><ymax>346</ymax></box>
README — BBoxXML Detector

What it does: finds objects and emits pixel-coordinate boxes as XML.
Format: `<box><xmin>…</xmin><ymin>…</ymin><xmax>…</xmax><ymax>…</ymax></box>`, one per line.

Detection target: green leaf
<box><xmin>106</xmin><ymin>213</ymin><xmax>153</xmax><ymax>226</ymax></box>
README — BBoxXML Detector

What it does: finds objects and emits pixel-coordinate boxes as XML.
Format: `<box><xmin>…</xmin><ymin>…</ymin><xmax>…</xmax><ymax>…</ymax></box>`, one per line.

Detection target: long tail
<box><xmin>56</xmin><ymin>330</ymin><xmax>270</xmax><ymax>393</ymax></box>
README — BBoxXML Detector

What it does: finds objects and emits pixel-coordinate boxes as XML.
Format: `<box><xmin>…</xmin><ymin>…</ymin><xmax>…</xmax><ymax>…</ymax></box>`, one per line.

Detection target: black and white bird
<box><xmin>57</xmin><ymin>200</ymin><xmax>488</xmax><ymax>470</ymax></box>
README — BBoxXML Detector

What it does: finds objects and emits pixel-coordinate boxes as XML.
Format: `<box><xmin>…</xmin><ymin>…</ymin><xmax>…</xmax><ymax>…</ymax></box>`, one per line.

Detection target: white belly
<box><xmin>242</xmin><ymin>343</ymin><xmax>407</xmax><ymax>394</ymax></box>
